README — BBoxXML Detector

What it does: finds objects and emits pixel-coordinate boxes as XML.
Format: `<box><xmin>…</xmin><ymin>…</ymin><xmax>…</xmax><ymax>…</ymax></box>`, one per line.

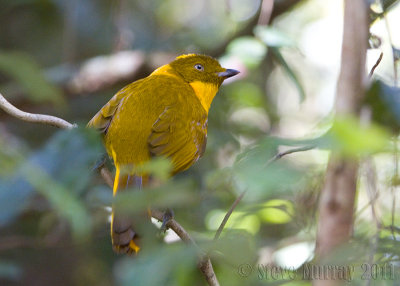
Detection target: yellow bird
<box><xmin>88</xmin><ymin>54</ymin><xmax>239</xmax><ymax>254</ymax></box>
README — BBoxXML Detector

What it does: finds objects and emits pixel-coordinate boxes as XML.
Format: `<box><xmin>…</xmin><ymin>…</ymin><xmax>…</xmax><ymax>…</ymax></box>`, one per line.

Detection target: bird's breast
<box><xmin>189</xmin><ymin>81</ymin><xmax>219</xmax><ymax>113</ymax></box>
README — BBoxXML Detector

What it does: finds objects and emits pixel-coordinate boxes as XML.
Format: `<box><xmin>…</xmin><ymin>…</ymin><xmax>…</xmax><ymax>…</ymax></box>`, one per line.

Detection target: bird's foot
<box><xmin>92</xmin><ymin>154</ymin><xmax>107</xmax><ymax>171</ymax></box>
<box><xmin>160</xmin><ymin>209</ymin><xmax>174</xmax><ymax>233</ymax></box>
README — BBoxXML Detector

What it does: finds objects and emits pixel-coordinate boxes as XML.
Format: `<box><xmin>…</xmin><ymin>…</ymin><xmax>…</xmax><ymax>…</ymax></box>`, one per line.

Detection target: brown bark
<box><xmin>314</xmin><ymin>0</ymin><xmax>368</xmax><ymax>285</ymax></box>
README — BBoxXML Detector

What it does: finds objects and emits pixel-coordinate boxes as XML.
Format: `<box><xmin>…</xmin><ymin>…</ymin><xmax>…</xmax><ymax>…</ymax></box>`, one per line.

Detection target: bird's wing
<box><xmin>148</xmin><ymin>106</ymin><xmax>207</xmax><ymax>174</ymax></box>
<box><xmin>87</xmin><ymin>81</ymin><xmax>141</xmax><ymax>133</ymax></box>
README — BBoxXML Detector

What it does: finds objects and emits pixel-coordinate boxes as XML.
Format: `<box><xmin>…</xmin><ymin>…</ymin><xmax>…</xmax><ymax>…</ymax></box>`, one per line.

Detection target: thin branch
<box><xmin>214</xmin><ymin>191</ymin><xmax>247</xmax><ymax>241</ymax></box>
<box><xmin>378</xmin><ymin>0</ymin><xmax>398</xmax><ymax>85</ymax></box>
<box><xmin>369</xmin><ymin>52</ymin><xmax>384</xmax><ymax>78</ymax></box>
<box><xmin>0</xmin><ymin>92</ymin><xmax>76</xmax><ymax>129</ymax></box>
<box><xmin>266</xmin><ymin>145</ymin><xmax>315</xmax><ymax>165</ymax></box>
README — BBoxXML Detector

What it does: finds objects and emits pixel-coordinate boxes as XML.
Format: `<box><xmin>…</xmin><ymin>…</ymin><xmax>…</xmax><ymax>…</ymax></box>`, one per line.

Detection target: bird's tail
<box><xmin>111</xmin><ymin>165</ymin><xmax>147</xmax><ymax>254</ymax></box>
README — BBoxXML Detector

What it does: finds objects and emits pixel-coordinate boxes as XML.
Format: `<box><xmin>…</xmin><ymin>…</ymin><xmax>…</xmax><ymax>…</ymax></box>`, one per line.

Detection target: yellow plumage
<box><xmin>88</xmin><ymin>54</ymin><xmax>239</xmax><ymax>254</ymax></box>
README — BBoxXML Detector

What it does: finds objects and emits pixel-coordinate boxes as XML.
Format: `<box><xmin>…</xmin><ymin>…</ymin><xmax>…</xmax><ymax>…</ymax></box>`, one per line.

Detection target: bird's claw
<box><xmin>92</xmin><ymin>154</ymin><xmax>107</xmax><ymax>172</ymax></box>
<box><xmin>160</xmin><ymin>209</ymin><xmax>174</xmax><ymax>233</ymax></box>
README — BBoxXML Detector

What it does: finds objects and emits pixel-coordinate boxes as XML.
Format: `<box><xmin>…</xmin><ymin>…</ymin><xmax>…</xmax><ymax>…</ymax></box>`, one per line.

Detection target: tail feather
<box><xmin>111</xmin><ymin>167</ymin><xmax>144</xmax><ymax>254</ymax></box>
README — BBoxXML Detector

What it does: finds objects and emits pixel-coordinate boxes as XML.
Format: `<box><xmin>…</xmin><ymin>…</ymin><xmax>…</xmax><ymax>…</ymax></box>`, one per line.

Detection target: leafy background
<box><xmin>0</xmin><ymin>0</ymin><xmax>400</xmax><ymax>285</ymax></box>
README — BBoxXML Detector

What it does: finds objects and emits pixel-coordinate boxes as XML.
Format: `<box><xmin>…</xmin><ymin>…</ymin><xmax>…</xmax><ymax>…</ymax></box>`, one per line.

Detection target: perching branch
<box><xmin>0</xmin><ymin>92</ymin><xmax>76</xmax><ymax>129</ymax></box>
<box><xmin>100</xmin><ymin>166</ymin><xmax>115</xmax><ymax>189</ymax></box>
<box><xmin>0</xmin><ymin>92</ymin><xmax>220</xmax><ymax>286</ymax></box>
<box><xmin>151</xmin><ymin>210</ymin><xmax>219</xmax><ymax>286</ymax></box>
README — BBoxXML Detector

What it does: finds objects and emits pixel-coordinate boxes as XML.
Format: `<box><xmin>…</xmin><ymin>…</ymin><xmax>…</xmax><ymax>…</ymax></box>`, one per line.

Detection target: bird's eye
<box><xmin>194</xmin><ymin>64</ymin><xmax>204</xmax><ymax>71</ymax></box>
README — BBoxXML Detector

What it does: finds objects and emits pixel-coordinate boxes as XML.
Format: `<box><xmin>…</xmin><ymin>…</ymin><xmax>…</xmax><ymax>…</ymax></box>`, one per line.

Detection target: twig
<box><xmin>214</xmin><ymin>191</ymin><xmax>247</xmax><ymax>241</ymax></box>
<box><xmin>0</xmin><ymin>92</ymin><xmax>76</xmax><ymax>129</ymax></box>
<box><xmin>266</xmin><ymin>145</ymin><xmax>315</xmax><ymax>165</ymax></box>
<box><xmin>378</xmin><ymin>0</ymin><xmax>398</xmax><ymax>85</ymax></box>
<box><xmin>0</xmin><ymin>91</ymin><xmax>219</xmax><ymax>286</ymax></box>
<box><xmin>368</xmin><ymin>52</ymin><xmax>383</xmax><ymax>78</ymax></box>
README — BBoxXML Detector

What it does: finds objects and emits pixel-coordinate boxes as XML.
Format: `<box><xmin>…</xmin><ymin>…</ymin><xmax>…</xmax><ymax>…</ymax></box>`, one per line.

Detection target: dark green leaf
<box><xmin>364</xmin><ymin>80</ymin><xmax>400</xmax><ymax>132</ymax></box>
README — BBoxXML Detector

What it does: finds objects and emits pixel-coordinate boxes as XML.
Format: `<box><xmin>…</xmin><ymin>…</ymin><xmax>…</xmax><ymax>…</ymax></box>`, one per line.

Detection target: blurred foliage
<box><xmin>0</xmin><ymin>128</ymin><xmax>103</xmax><ymax>239</ymax></box>
<box><xmin>322</xmin><ymin>115</ymin><xmax>391</xmax><ymax>156</ymax></box>
<box><xmin>370</xmin><ymin>0</ymin><xmax>400</xmax><ymax>23</ymax></box>
<box><xmin>0</xmin><ymin>51</ymin><xmax>64</xmax><ymax>105</ymax></box>
<box><xmin>1</xmin><ymin>0</ymin><xmax>400</xmax><ymax>286</ymax></box>
<box><xmin>364</xmin><ymin>80</ymin><xmax>400</xmax><ymax>132</ymax></box>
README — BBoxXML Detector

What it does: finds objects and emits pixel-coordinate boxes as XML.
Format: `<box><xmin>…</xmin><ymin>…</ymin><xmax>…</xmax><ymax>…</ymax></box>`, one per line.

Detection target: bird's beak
<box><xmin>217</xmin><ymin>69</ymin><xmax>240</xmax><ymax>78</ymax></box>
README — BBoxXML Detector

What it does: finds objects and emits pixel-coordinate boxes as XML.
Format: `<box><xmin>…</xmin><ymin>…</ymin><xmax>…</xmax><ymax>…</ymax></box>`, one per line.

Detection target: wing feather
<box><xmin>87</xmin><ymin>81</ymin><xmax>141</xmax><ymax>133</ymax></box>
<box><xmin>148</xmin><ymin>107</ymin><xmax>207</xmax><ymax>174</ymax></box>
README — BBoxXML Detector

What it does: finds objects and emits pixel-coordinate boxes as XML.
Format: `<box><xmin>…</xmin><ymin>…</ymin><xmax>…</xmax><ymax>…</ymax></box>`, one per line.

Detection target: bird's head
<box><xmin>156</xmin><ymin>54</ymin><xmax>239</xmax><ymax>112</ymax></box>
<box><xmin>169</xmin><ymin>54</ymin><xmax>239</xmax><ymax>87</ymax></box>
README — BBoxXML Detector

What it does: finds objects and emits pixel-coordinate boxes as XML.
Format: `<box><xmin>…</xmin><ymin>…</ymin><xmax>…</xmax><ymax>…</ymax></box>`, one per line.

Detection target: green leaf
<box><xmin>0</xmin><ymin>128</ymin><xmax>101</xmax><ymax>236</ymax></box>
<box><xmin>258</xmin><ymin>199</ymin><xmax>294</xmax><ymax>224</ymax></box>
<box><xmin>325</xmin><ymin>116</ymin><xmax>390</xmax><ymax>156</ymax></box>
<box><xmin>233</xmin><ymin>139</ymin><xmax>303</xmax><ymax>200</ymax></box>
<box><xmin>0</xmin><ymin>51</ymin><xmax>64</xmax><ymax>105</ymax></box>
<box><xmin>21</xmin><ymin>162</ymin><xmax>92</xmax><ymax>241</ymax></box>
<box><xmin>116</xmin><ymin>244</ymin><xmax>198</xmax><ymax>286</ymax></box>
<box><xmin>206</xmin><ymin>209</ymin><xmax>260</xmax><ymax>234</ymax></box>
<box><xmin>364</xmin><ymin>80</ymin><xmax>400</xmax><ymax>133</ymax></box>
<box><xmin>210</xmin><ymin>230</ymin><xmax>256</xmax><ymax>265</ymax></box>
